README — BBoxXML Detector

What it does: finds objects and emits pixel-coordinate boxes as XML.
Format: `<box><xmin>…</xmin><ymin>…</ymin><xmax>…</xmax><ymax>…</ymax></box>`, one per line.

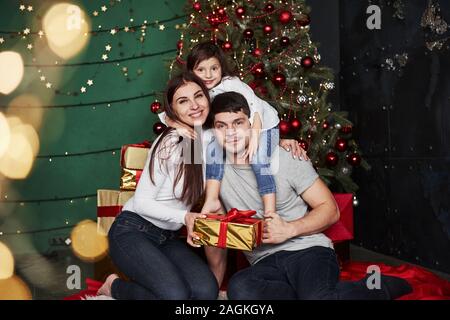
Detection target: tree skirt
<box><xmin>64</xmin><ymin>261</ymin><xmax>450</xmax><ymax>300</ymax></box>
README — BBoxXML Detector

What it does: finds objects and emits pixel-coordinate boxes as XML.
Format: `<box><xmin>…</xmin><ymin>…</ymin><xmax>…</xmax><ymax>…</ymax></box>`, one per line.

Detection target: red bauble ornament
<box><xmin>335</xmin><ymin>138</ymin><xmax>348</xmax><ymax>152</ymax></box>
<box><xmin>326</xmin><ymin>152</ymin><xmax>339</xmax><ymax>167</ymax></box>
<box><xmin>298</xmin><ymin>139</ymin><xmax>309</xmax><ymax>151</ymax></box>
<box><xmin>279</xmin><ymin>10</ymin><xmax>293</xmax><ymax>24</ymax></box>
<box><xmin>341</xmin><ymin>125</ymin><xmax>353</xmax><ymax>135</ymax></box>
<box><xmin>279</xmin><ymin>120</ymin><xmax>291</xmax><ymax>135</ymax></box>
<box><xmin>243</xmin><ymin>28</ymin><xmax>254</xmax><ymax>39</ymax></box>
<box><xmin>290</xmin><ymin>118</ymin><xmax>302</xmax><ymax>131</ymax></box>
<box><xmin>347</xmin><ymin>153</ymin><xmax>361</xmax><ymax>166</ymax></box>
<box><xmin>208</xmin><ymin>10</ymin><xmax>227</xmax><ymax>28</ymax></box>
<box><xmin>252</xmin><ymin>47</ymin><xmax>263</xmax><ymax>57</ymax></box>
<box><xmin>192</xmin><ymin>2</ymin><xmax>201</xmax><ymax>11</ymax></box>
<box><xmin>280</xmin><ymin>36</ymin><xmax>290</xmax><ymax>47</ymax></box>
<box><xmin>217</xmin><ymin>7</ymin><xmax>226</xmax><ymax>16</ymax></box>
<box><xmin>322</xmin><ymin>121</ymin><xmax>330</xmax><ymax>130</ymax></box>
<box><xmin>297</xmin><ymin>14</ymin><xmax>311</xmax><ymax>27</ymax></box>
<box><xmin>150</xmin><ymin>101</ymin><xmax>161</xmax><ymax>113</ymax></box>
<box><xmin>251</xmin><ymin>63</ymin><xmax>265</xmax><ymax>78</ymax></box>
<box><xmin>272</xmin><ymin>72</ymin><xmax>286</xmax><ymax>87</ymax></box>
<box><xmin>255</xmin><ymin>85</ymin><xmax>268</xmax><ymax>97</ymax></box>
<box><xmin>264</xmin><ymin>3</ymin><xmax>275</xmax><ymax>13</ymax></box>
<box><xmin>263</xmin><ymin>24</ymin><xmax>273</xmax><ymax>35</ymax></box>
<box><xmin>236</xmin><ymin>6</ymin><xmax>245</xmax><ymax>18</ymax></box>
<box><xmin>153</xmin><ymin>122</ymin><xmax>167</xmax><ymax>135</ymax></box>
<box><xmin>301</xmin><ymin>56</ymin><xmax>314</xmax><ymax>69</ymax></box>
<box><xmin>176</xmin><ymin>40</ymin><xmax>183</xmax><ymax>50</ymax></box>
<box><xmin>222</xmin><ymin>41</ymin><xmax>233</xmax><ymax>51</ymax></box>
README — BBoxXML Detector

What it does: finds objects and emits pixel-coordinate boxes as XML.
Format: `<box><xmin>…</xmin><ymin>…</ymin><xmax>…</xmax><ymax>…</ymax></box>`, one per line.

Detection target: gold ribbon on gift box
<box><xmin>193</xmin><ymin>209</ymin><xmax>263</xmax><ymax>251</ymax></box>
<box><xmin>120</xmin><ymin>168</ymin><xmax>143</xmax><ymax>191</ymax></box>
<box><xmin>97</xmin><ymin>189</ymin><xmax>134</xmax><ymax>235</ymax></box>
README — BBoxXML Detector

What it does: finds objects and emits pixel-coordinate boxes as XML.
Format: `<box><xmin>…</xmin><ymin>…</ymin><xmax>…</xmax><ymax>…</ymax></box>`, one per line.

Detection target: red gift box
<box><xmin>324</xmin><ymin>193</ymin><xmax>354</xmax><ymax>243</ymax></box>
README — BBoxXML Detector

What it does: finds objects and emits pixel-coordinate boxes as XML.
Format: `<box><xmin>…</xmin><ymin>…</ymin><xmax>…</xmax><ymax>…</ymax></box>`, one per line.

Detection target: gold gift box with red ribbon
<box><xmin>193</xmin><ymin>208</ymin><xmax>263</xmax><ymax>251</ymax></box>
<box><xmin>97</xmin><ymin>189</ymin><xmax>134</xmax><ymax>235</ymax></box>
<box><xmin>119</xmin><ymin>141</ymin><xmax>151</xmax><ymax>191</ymax></box>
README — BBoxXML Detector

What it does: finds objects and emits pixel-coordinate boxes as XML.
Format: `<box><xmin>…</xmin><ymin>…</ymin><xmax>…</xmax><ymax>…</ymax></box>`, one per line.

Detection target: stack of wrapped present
<box><xmin>97</xmin><ymin>141</ymin><xmax>151</xmax><ymax>236</ymax></box>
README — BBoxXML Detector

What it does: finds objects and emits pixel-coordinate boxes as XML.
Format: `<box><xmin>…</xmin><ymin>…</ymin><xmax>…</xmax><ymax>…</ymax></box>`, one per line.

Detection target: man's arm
<box><xmin>262</xmin><ymin>178</ymin><xmax>339</xmax><ymax>244</ymax></box>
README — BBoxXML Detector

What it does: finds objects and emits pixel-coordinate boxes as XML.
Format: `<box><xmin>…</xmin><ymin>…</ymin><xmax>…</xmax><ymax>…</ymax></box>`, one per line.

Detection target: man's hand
<box><xmin>262</xmin><ymin>212</ymin><xmax>296</xmax><ymax>244</ymax></box>
<box><xmin>185</xmin><ymin>212</ymin><xmax>206</xmax><ymax>247</ymax></box>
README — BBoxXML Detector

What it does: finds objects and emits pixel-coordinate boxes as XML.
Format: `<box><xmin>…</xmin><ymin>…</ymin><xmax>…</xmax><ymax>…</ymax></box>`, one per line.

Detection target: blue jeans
<box><xmin>206</xmin><ymin>126</ymin><xmax>279</xmax><ymax>196</ymax></box>
<box><xmin>227</xmin><ymin>246</ymin><xmax>393</xmax><ymax>300</ymax></box>
<box><xmin>108</xmin><ymin>211</ymin><xmax>219</xmax><ymax>300</ymax></box>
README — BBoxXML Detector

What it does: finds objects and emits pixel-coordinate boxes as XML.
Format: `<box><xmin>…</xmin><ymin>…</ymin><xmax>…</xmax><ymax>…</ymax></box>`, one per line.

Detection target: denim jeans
<box><xmin>108</xmin><ymin>211</ymin><xmax>219</xmax><ymax>300</ymax></box>
<box><xmin>205</xmin><ymin>126</ymin><xmax>279</xmax><ymax>196</ymax></box>
<box><xmin>227</xmin><ymin>246</ymin><xmax>393</xmax><ymax>300</ymax></box>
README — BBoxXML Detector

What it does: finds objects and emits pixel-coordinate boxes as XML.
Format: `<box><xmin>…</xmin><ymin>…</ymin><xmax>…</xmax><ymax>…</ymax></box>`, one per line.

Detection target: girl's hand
<box><xmin>280</xmin><ymin>139</ymin><xmax>309</xmax><ymax>160</ymax></box>
<box><xmin>184</xmin><ymin>212</ymin><xmax>206</xmax><ymax>247</ymax></box>
<box><xmin>175</xmin><ymin>125</ymin><xmax>197</xmax><ymax>140</ymax></box>
<box><xmin>242</xmin><ymin>130</ymin><xmax>260</xmax><ymax>162</ymax></box>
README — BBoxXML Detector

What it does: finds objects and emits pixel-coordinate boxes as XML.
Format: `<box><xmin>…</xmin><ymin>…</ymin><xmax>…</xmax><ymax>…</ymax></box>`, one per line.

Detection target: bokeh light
<box><xmin>0</xmin><ymin>241</ymin><xmax>14</xmax><ymax>280</ymax></box>
<box><xmin>0</xmin><ymin>275</ymin><xmax>32</xmax><ymax>300</ymax></box>
<box><xmin>0</xmin><ymin>116</ymin><xmax>39</xmax><ymax>179</ymax></box>
<box><xmin>0</xmin><ymin>112</ymin><xmax>10</xmax><ymax>158</ymax></box>
<box><xmin>0</xmin><ymin>51</ymin><xmax>24</xmax><ymax>95</ymax></box>
<box><xmin>7</xmin><ymin>95</ymin><xmax>44</xmax><ymax>132</ymax></box>
<box><xmin>43</xmin><ymin>3</ymin><xmax>90</xmax><ymax>59</ymax></box>
<box><xmin>70</xmin><ymin>220</ymin><xmax>109</xmax><ymax>262</ymax></box>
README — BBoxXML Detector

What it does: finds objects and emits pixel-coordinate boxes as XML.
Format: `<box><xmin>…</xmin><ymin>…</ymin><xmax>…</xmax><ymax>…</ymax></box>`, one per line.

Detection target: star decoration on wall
<box><xmin>105</xmin><ymin>44</ymin><xmax>112</xmax><ymax>51</ymax></box>
<box><xmin>80</xmin><ymin>87</ymin><xmax>86</xmax><ymax>93</ymax></box>
<box><xmin>46</xmin><ymin>82</ymin><xmax>52</xmax><ymax>88</ymax></box>
<box><xmin>102</xmin><ymin>54</ymin><xmax>108</xmax><ymax>61</ymax></box>
<box><xmin>101</xmin><ymin>6</ymin><xmax>107</xmax><ymax>12</ymax></box>
<box><xmin>87</xmin><ymin>80</ymin><xmax>94</xmax><ymax>86</ymax></box>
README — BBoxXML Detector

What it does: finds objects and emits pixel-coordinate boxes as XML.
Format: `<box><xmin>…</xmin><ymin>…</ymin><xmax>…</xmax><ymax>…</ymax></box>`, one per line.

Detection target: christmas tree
<box><xmin>166</xmin><ymin>0</ymin><xmax>370</xmax><ymax>193</ymax></box>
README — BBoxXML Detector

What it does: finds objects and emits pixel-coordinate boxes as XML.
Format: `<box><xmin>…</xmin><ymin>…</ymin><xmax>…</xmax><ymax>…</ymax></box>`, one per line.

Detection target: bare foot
<box><xmin>97</xmin><ymin>274</ymin><xmax>119</xmax><ymax>297</ymax></box>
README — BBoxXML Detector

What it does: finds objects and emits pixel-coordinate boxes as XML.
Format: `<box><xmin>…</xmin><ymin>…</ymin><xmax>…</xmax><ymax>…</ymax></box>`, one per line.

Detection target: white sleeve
<box><xmin>158</xmin><ymin>112</ymin><xmax>167</xmax><ymax>125</ymax></box>
<box><xmin>131</xmin><ymin>140</ymin><xmax>187</xmax><ymax>225</ymax></box>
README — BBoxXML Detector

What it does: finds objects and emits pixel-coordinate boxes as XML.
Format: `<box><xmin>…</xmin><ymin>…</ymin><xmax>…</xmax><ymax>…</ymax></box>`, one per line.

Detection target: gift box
<box><xmin>97</xmin><ymin>189</ymin><xmax>134</xmax><ymax>235</ymax></box>
<box><xmin>119</xmin><ymin>141</ymin><xmax>151</xmax><ymax>191</ymax></box>
<box><xmin>324</xmin><ymin>193</ymin><xmax>354</xmax><ymax>243</ymax></box>
<box><xmin>193</xmin><ymin>208</ymin><xmax>263</xmax><ymax>251</ymax></box>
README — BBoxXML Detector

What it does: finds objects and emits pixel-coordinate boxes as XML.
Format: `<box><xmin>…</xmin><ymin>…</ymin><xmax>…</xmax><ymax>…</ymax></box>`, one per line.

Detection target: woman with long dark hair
<box><xmin>97</xmin><ymin>72</ymin><xmax>219</xmax><ymax>300</ymax></box>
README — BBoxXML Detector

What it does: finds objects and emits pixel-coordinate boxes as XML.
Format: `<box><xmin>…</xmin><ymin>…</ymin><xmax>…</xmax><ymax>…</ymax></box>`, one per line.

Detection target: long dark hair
<box><xmin>149</xmin><ymin>72</ymin><xmax>209</xmax><ymax>208</ymax></box>
<box><xmin>186</xmin><ymin>41</ymin><xmax>237</xmax><ymax>77</ymax></box>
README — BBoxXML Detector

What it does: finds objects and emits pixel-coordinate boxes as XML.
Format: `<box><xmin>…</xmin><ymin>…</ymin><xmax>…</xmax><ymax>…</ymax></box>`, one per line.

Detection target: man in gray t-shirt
<box><xmin>203</xmin><ymin>92</ymin><xmax>412</xmax><ymax>300</ymax></box>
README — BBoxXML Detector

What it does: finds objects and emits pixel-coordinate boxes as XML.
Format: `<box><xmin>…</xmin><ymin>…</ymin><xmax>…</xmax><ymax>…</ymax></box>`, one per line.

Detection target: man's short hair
<box><xmin>206</xmin><ymin>92</ymin><xmax>251</xmax><ymax>128</ymax></box>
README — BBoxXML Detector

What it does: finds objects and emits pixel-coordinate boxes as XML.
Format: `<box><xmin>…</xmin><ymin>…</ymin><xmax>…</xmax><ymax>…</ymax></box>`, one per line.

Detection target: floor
<box><xmin>10</xmin><ymin>244</ymin><xmax>450</xmax><ymax>300</ymax></box>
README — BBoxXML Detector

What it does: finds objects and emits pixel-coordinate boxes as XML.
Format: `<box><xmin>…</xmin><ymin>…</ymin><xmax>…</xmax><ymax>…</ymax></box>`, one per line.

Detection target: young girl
<box><xmin>159</xmin><ymin>41</ymin><xmax>307</xmax><ymax>218</ymax></box>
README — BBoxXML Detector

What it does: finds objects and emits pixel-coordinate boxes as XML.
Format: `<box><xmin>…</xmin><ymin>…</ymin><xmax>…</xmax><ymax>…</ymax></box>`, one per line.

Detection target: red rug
<box><xmin>64</xmin><ymin>261</ymin><xmax>450</xmax><ymax>300</ymax></box>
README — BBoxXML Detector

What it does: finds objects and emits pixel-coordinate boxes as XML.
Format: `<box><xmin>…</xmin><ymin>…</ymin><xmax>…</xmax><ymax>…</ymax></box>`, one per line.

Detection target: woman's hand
<box><xmin>166</xmin><ymin>117</ymin><xmax>197</xmax><ymax>140</ymax></box>
<box><xmin>280</xmin><ymin>139</ymin><xmax>309</xmax><ymax>160</ymax></box>
<box><xmin>184</xmin><ymin>212</ymin><xmax>206</xmax><ymax>247</ymax></box>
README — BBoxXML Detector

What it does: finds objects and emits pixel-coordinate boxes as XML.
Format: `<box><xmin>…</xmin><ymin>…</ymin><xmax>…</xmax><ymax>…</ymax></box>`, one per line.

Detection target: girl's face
<box><xmin>193</xmin><ymin>57</ymin><xmax>222</xmax><ymax>89</ymax></box>
<box><xmin>171</xmin><ymin>81</ymin><xmax>209</xmax><ymax>127</ymax></box>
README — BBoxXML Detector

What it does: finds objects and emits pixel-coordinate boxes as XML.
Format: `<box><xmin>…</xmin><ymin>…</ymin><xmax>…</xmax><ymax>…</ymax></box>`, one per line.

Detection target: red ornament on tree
<box><xmin>279</xmin><ymin>10</ymin><xmax>293</xmax><ymax>24</ymax></box>
<box><xmin>255</xmin><ymin>85</ymin><xmax>268</xmax><ymax>97</ymax></box>
<box><xmin>264</xmin><ymin>3</ymin><xmax>275</xmax><ymax>13</ymax></box>
<box><xmin>251</xmin><ymin>63</ymin><xmax>265</xmax><ymax>78</ymax></box>
<box><xmin>297</xmin><ymin>14</ymin><xmax>311</xmax><ymax>27</ymax></box>
<box><xmin>192</xmin><ymin>2</ymin><xmax>201</xmax><ymax>11</ymax></box>
<box><xmin>252</xmin><ymin>47</ymin><xmax>263</xmax><ymax>57</ymax></box>
<box><xmin>341</xmin><ymin>125</ymin><xmax>353</xmax><ymax>135</ymax></box>
<box><xmin>347</xmin><ymin>153</ymin><xmax>361</xmax><ymax>166</ymax></box>
<box><xmin>290</xmin><ymin>118</ymin><xmax>302</xmax><ymax>131</ymax></box>
<box><xmin>222</xmin><ymin>41</ymin><xmax>233</xmax><ymax>52</ymax></box>
<box><xmin>153</xmin><ymin>122</ymin><xmax>167</xmax><ymax>135</ymax></box>
<box><xmin>298</xmin><ymin>139</ymin><xmax>309</xmax><ymax>151</ymax></box>
<box><xmin>236</xmin><ymin>6</ymin><xmax>245</xmax><ymax>18</ymax></box>
<box><xmin>243</xmin><ymin>28</ymin><xmax>254</xmax><ymax>39</ymax></box>
<box><xmin>150</xmin><ymin>101</ymin><xmax>161</xmax><ymax>113</ymax></box>
<box><xmin>272</xmin><ymin>72</ymin><xmax>286</xmax><ymax>87</ymax></box>
<box><xmin>279</xmin><ymin>120</ymin><xmax>291</xmax><ymax>135</ymax></box>
<box><xmin>263</xmin><ymin>24</ymin><xmax>273</xmax><ymax>35</ymax></box>
<box><xmin>301</xmin><ymin>56</ymin><xmax>314</xmax><ymax>69</ymax></box>
<box><xmin>326</xmin><ymin>152</ymin><xmax>339</xmax><ymax>167</ymax></box>
<box><xmin>335</xmin><ymin>138</ymin><xmax>348</xmax><ymax>152</ymax></box>
<box><xmin>280</xmin><ymin>36</ymin><xmax>290</xmax><ymax>47</ymax></box>
<box><xmin>322</xmin><ymin>121</ymin><xmax>330</xmax><ymax>130</ymax></box>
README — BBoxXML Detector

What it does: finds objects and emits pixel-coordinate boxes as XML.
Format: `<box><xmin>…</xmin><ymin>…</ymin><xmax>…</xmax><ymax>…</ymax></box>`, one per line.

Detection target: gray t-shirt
<box><xmin>220</xmin><ymin>147</ymin><xmax>333</xmax><ymax>265</ymax></box>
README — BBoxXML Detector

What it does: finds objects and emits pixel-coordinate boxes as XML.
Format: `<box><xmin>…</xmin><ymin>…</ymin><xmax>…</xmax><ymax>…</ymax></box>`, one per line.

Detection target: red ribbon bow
<box><xmin>207</xmin><ymin>208</ymin><xmax>261</xmax><ymax>249</ymax></box>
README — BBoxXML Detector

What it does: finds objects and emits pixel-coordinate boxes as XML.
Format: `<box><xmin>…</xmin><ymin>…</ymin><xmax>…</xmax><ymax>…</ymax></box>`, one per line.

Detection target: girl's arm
<box><xmin>242</xmin><ymin>112</ymin><xmax>262</xmax><ymax>161</ymax></box>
